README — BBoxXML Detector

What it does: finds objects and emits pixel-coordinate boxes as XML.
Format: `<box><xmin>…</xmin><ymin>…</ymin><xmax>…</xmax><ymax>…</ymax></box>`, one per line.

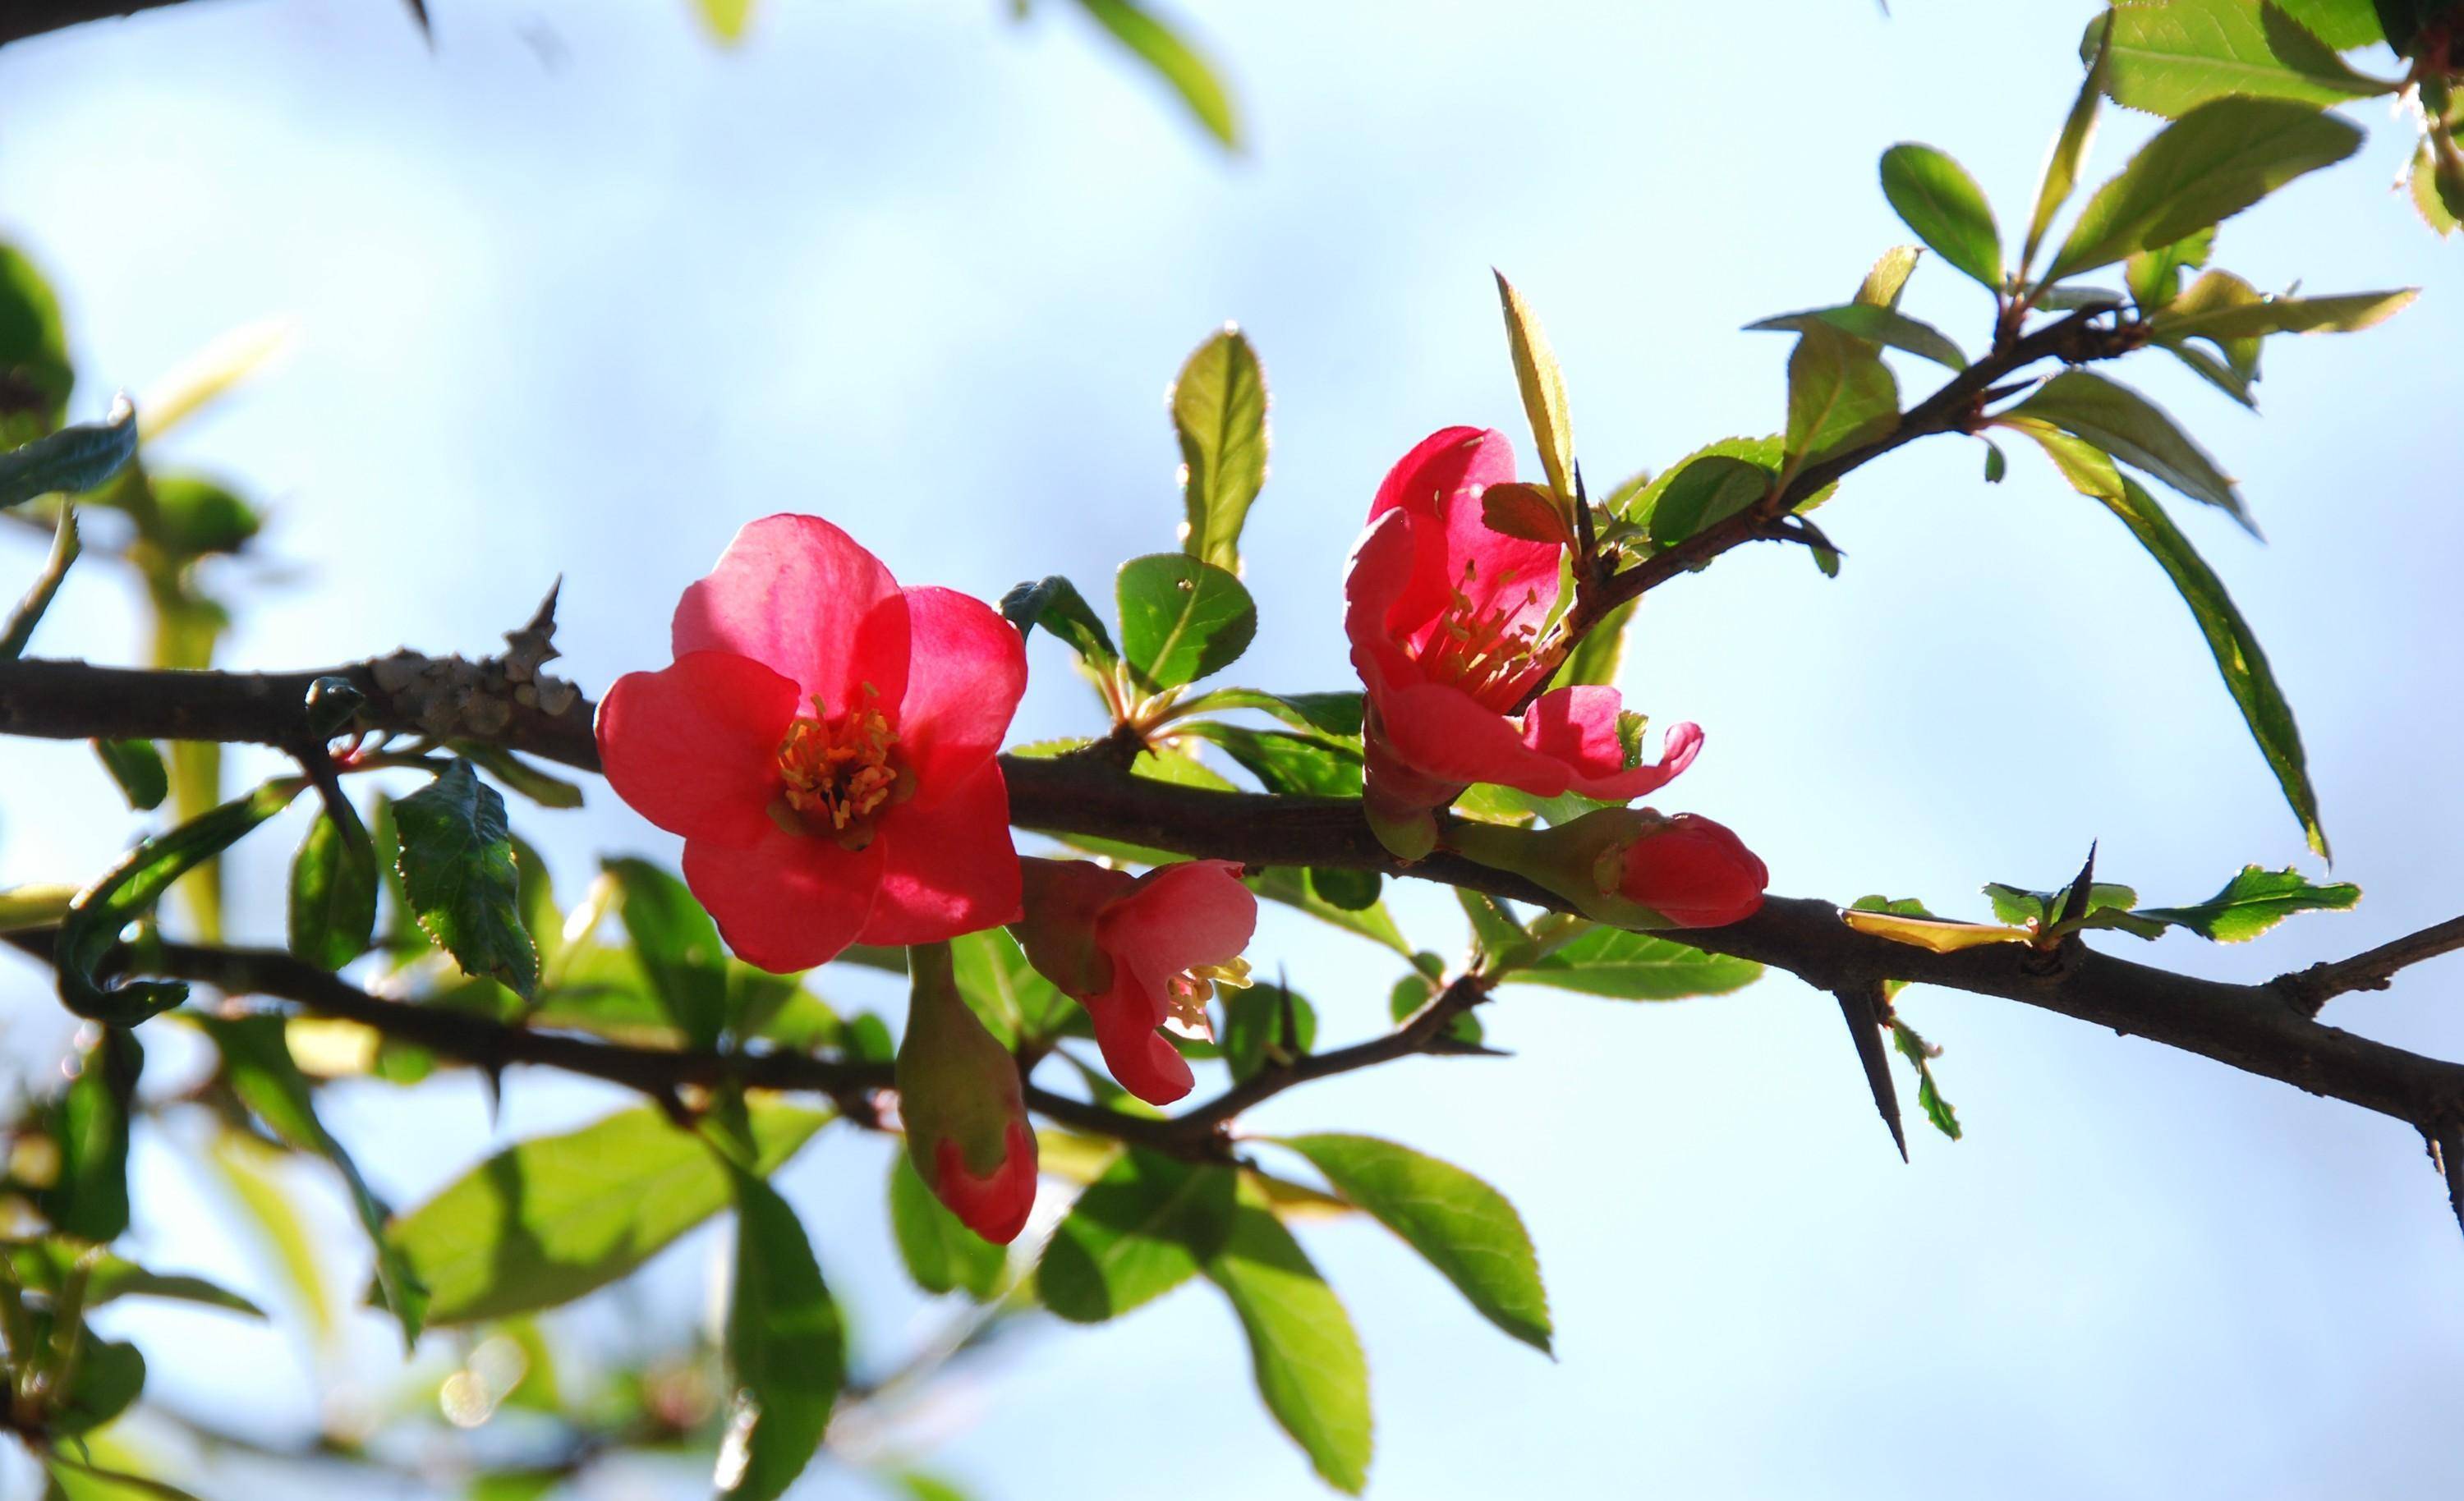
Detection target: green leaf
<box><xmin>2003</xmin><ymin>370</ymin><xmax>2250</xmax><ymax>532</ymax></box>
<box><xmin>1619</xmin><ymin>434</ymin><xmax>1837</xmax><ymax>531</ymax></box>
<box><xmin>2124</xmin><ymin>225</ymin><xmax>2216</xmax><ymax>312</ymax></box>
<box><xmin>889</xmin><ymin>1153</ymin><xmax>1006</xmax><ymax>1300</ymax></box>
<box><xmin>1184</xmin><ymin>722</ymin><xmax>1362</xmax><ymax>797</ymax></box>
<box><xmin>1115</xmin><ymin>553</ymin><xmax>1257</xmax><ymax>692</ymax></box>
<box><xmin>52</xmin><ymin>1334</ymin><xmax>145</xmax><ymax>1437</ymax></box>
<box><xmin>2099</xmin><ymin>0</ymin><xmax>2394</xmax><ymax>119</ymax></box>
<box><xmin>393</xmin><ymin>759</ymin><xmax>539</xmax><ymax>998</ymax></box>
<box><xmin>1180</xmin><ymin>686</ymin><xmax>1363</xmax><ymax>737</ymax></box>
<box><xmin>2025</xmin><ymin>20</ymin><xmax>2112</xmax><ymax>274</ymax></box>
<box><xmin>1000</xmin><ymin>574</ymin><xmax>1120</xmax><ymax>671</ymax></box>
<box><xmin>602</xmin><ymin>857</ymin><xmax>728</xmax><ymax>1050</ymax></box>
<box><xmin>2163</xmin><ymin>339</ymin><xmax>2259</xmax><ymax>408</ymax></box>
<box><xmin>40</xmin><ymin>1028</ymin><xmax>140</xmax><ymax>1243</ymax></box>
<box><xmin>950</xmin><ymin>924</ymin><xmax>1071</xmax><ymax>1048</ymax></box>
<box><xmin>195</xmin><ymin>1013</ymin><xmax>429</xmax><ymax>1348</ymax></box>
<box><xmin>1550</xmin><ymin>599</ymin><xmax>1635</xmax><ymax>691</ymax></box>
<box><xmin>1854</xmin><ymin>244</ymin><xmax>1922</xmax><ymax>309</ymax></box>
<box><xmin>1494</xmin><ymin>269</ymin><xmax>1578</xmax><ymax>507</ymax></box>
<box><xmin>1888</xmin><ymin>1021</ymin><xmax>1961</xmax><ymax>1141</ymax></box>
<box><xmin>457</xmin><ymin>744</ymin><xmax>585</xmax><ymax>810</ymax></box>
<box><xmin>1072</xmin><ymin>0</ymin><xmax>1240</xmax><ymax>149</ymax></box>
<box><xmin>1782</xmin><ymin>324</ymin><xmax>1900</xmax><ymax>475</ymax></box>
<box><xmin>1244</xmin><ymin>865</ymin><xmax>1413</xmax><ymax>957</ymax></box>
<box><xmin>1746</xmin><ymin>303</ymin><xmax>1969</xmax><ymax>371</ymax></box>
<box><xmin>54</xmin><ymin>778</ymin><xmax>301</xmax><ymax>1026</ymax></box>
<box><xmin>0</xmin><ymin>246</ymin><xmax>71</xmax><ymax>443</ymax></box>
<box><xmin>1222</xmin><ymin>983</ymin><xmax>1317</xmax><ymax>1083</ymax></box>
<box><xmin>145</xmin><ymin>474</ymin><xmax>261</xmax><ymax>558</ymax></box>
<box><xmin>1204</xmin><ymin>1183</ymin><xmax>1372</xmax><ymax>1493</ymax></box>
<box><xmin>1644</xmin><ymin>453</ymin><xmax>1772</xmax><ymax>549</ymax></box>
<box><xmin>1510</xmin><ymin>925</ymin><xmax>1763</xmax><ymax>1000</ymax></box>
<box><xmin>287</xmin><ymin>807</ymin><xmax>379</xmax><ymax>971</ymax></box>
<box><xmin>388</xmin><ymin>1100</ymin><xmax>829</xmax><ymax>1324</ymax></box>
<box><xmin>1305</xmin><ymin>866</ymin><xmax>1381</xmax><ymax>911</ymax></box>
<box><xmin>2134</xmin><ymin>865</ymin><xmax>2359</xmax><ymax>941</ymax></box>
<box><xmin>1984</xmin><ymin>440</ymin><xmax>2008</xmax><ymax>482</ymax></box>
<box><xmin>1037</xmin><ymin>1149</ymin><xmax>1237</xmax><ymax>1322</ymax></box>
<box><xmin>2044</xmin><ymin>97</ymin><xmax>2362</xmax><ymax>281</ymax></box>
<box><xmin>2273</xmin><ymin>0</ymin><xmax>2387</xmax><ymax>47</ymax></box>
<box><xmin>0</xmin><ymin>397</ymin><xmax>135</xmax><ymax>511</ymax></box>
<box><xmin>2149</xmin><ymin>286</ymin><xmax>2419</xmax><ymax>341</ymax></box>
<box><xmin>1173</xmin><ymin>325</ymin><xmax>1269</xmax><ymax>571</ymax></box>
<box><xmin>718</xmin><ymin>1165</ymin><xmax>844</xmax><ymax>1501</ymax></box>
<box><xmin>1457</xmin><ymin>888</ymin><xmax>1536</xmax><ymax>971</ymax></box>
<box><xmin>694</xmin><ymin>0</ymin><xmax>756</xmax><ymax>43</ymax></box>
<box><xmin>1878</xmin><ymin>144</ymin><xmax>2004</xmax><ymax>289</ymax></box>
<box><xmin>90</xmin><ymin>739</ymin><xmax>167</xmax><ymax>812</ymax></box>
<box><xmin>2411</xmin><ymin>137</ymin><xmax>2462</xmax><ymax>236</ymax></box>
<box><xmin>1280</xmin><ymin>1133</ymin><xmax>1550</xmax><ymax>1354</ymax></box>
<box><xmin>5</xmin><ymin>1242</ymin><xmax>262</xmax><ymax>1317</ymax></box>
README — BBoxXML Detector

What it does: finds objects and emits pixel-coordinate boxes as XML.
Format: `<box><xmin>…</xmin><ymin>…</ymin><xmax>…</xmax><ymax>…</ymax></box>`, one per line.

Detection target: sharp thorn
<box><xmin>1836</xmin><ymin>984</ymin><xmax>1906</xmax><ymax>1163</ymax></box>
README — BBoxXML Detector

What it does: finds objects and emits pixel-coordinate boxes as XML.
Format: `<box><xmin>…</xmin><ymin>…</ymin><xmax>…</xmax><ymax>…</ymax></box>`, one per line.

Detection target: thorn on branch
<box><xmin>1834</xmin><ymin>980</ymin><xmax>1907</xmax><ymax>1164</ymax></box>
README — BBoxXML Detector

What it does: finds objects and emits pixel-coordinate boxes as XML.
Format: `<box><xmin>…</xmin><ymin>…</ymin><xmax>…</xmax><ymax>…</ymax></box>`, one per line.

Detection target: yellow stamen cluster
<box><xmin>1163</xmin><ymin>957</ymin><xmax>1253</xmax><ymax>1039</ymax></box>
<box><xmin>1419</xmin><ymin>559</ymin><xmax>1547</xmax><ymax>710</ymax></box>
<box><xmin>777</xmin><ymin>690</ymin><xmax>900</xmax><ymax>838</ymax></box>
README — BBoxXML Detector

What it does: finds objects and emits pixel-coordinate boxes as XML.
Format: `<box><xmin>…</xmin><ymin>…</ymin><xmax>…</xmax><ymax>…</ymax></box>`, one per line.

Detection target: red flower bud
<box><xmin>1609</xmin><ymin>813</ymin><xmax>1768</xmax><ymax>928</ymax></box>
<box><xmin>896</xmin><ymin>942</ymin><xmax>1038</xmax><ymax>1243</ymax></box>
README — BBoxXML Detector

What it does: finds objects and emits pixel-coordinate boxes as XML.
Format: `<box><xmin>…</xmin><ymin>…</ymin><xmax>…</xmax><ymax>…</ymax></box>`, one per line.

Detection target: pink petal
<box><xmin>672</xmin><ymin>514</ymin><xmax>912</xmax><ymax>716</ymax></box>
<box><xmin>1370</xmin><ymin>678</ymin><xmax>1573</xmax><ymax>796</ymax></box>
<box><xmin>1343</xmin><ymin>511</ymin><xmax>1427</xmax><ymax>699</ymax></box>
<box><xmin>1084</xmin><ymin>989</ymin><xmax>1196</xmax><ymax>1105</ymax></box>
<box><xmin>595</xmin><ymin>652</ymin><xmax>798</xmax><ymax>848</ymax></box>
<box><xmin>856</xmin><ymin>762</ymin><xmax>1023</xmax><ymax>946</ymax></box>
<box><xmin>1368</xmin><ymin>425</ymin><xmax>1515</xmax><ymax>526</ymax></box>
<box><xmin>1097</xmin><ymin>860</ymin><xmax>1256</xmax><ymax>998</ymax></box>
<box><xmin>895</xmin><ymin>585</ymin><xmax>1027</xmax><ymax>806</ymax></box>
<box><xmin>682</xmin><ymin>822</ymin><xmax>883</xmax><ymax>973</ymax></box>
<box><xmin>1519</xmin><ymin>686</ymin><xmax>1704</xmax><ymax>801</ymax></box>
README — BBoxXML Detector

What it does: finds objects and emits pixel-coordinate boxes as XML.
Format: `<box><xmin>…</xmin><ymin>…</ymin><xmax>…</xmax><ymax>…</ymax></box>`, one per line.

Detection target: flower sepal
<box><xmin>1446</xmin><ymin>806</ymin><xmax>1767</xmax><ymax>931</ymax></box>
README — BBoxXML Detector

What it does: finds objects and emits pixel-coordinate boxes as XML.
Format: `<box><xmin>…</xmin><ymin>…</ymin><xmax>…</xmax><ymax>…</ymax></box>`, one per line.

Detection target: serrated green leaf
<box><xmin>91</xmin><ymin>739</ymin><xmax>167</xmax><ymax>812</ymax></box>
<box><xmin>2100</xmin><ymin>0</ymin><xmax>2395</xmax><ymax>118</ymax></box>
<box><xmin>0</xmin><ymin>397</ymin><xmax>135</xmax><ymax>511</ymax></box>
<box><xmin>2003</xmin><ymin>370</ymin><xmax>2250</xmax><ymax>532</ymax></box>
<box><xmin>394</xmin><ymin>760</ymin><xmax>538</xmax><ymax>998</ymax></box>
<box><xmin>1509</xmin><ymin>925</ymin><xmax>1763</xmax><ymax>1000</ymax></box>
<box><xmin>719</xmin><ymin>1164</ymin><xmax>844</xmax><ymax>1501</ymax></box>
<box><xmin>1783</xmin><ymin>323</ymin><xmax>1900</xmax><ymax>475</ymax></box>
<box><xmin>2273</xmin><ymin>0</ymin><xmax>2387</xmax><ymax>46</ymax></box>
<box><xmin>2150</xmin><ymin>285</ymin><xmax>2419</xmax><ymax>340</ymax></box>
<box><xmin>1116</xmin><ymin>553</ymin><xmax>1256</xmax><ymax>692</ymax></box>
<box><xmin>1747</xmin><ymin>303</ymin><xmax>1969</xmax><ymax>371</ymax></box>
<box><xmin>2412</xmin><ymin>137</ymin><xmax>2462</xmax><ymax>236</ymax></box>
<box><xmin>2124</xmin><ymin>225</ymin><xmax>2216</xmax><ymax>312</ymax></box>
<box><xmin>1174</xmin><ymin>326</ymin><xmax>1268</xmax><ymax>571</ymax></box>
<box><xmin>1037</xmin><ymin>1149</ymin><xmax>1237</xmax><ymax>1321</ymax></box>
<box><xmin>2045</xmin><ymin>97</ymin><xmax>2361</xmax><ymax>281</ymax></box>
<box><xmin>287</xmin><ymin>807</ymin><xmax>378</xmax><ymax>971</ymax></box>
<box><xmin>195</xmin><ymin>1013</ymin><xmax>429</xmax><ymax>1347</ymax></box>
<box><xmin>2135</xmin><ymin>865</ymin><xmax>2359</xmax><ymax>941</ymax></box>
<box><xmin>1205</xmin><ymin>1182</ymin><xmax>1372</xmax><ymax>1493</ymax></box>
<box><xmin>1280</xmin><ymin>1133</ymin><xmax>1550</xmax><ymax>1353</ymax></box>
<box><xmin>1072</xmin><ymin>0</ymin><xmax>1239</xmax><ymax>148</ymax></box>
<box><xmin>1878</xmin><ymin>144</ymin><xmax>2004</xmax><ymax>289</ymax></box>
<box><xmin>889</xmin><ymin>1152</ymin><xmax>1006</xmax><ymax>1300</ymax></box>
<box><xmin>389</xmin><ymin>1101</ymin><xmax>828</xmax><ymax>1325</ymax></box>
<box><xmin>1854</xmin><ymin>244</ymin><xmax>1922</xmax><ymax>309</ymax></box>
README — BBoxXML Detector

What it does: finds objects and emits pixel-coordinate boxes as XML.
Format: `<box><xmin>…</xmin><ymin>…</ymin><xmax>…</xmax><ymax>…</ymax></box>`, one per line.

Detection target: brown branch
<box><xmin>3</xmin><ymin>653</ymin><xmax>2464</xmax><ymax>1157</ymax></box>
<box><xmin>2278</xmin><ymin>914</ymin><xmax>2464</xmax><ymax>1017</ymax></box>
<box><xmin>0</xmin><ymin>0</ymin><xmax>202</xmax><ymax>48</ymax></box>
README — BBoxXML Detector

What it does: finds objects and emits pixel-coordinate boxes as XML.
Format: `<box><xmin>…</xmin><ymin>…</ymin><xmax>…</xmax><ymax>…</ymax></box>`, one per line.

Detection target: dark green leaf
<box><xmin>1984</xmin><ymin>439</ymin><xmax>2008</xmax><ymax>482</ymax></box>
<box><xmin>889</xmin><ymin>1152</ymin><xmax>1006</xmax><ymax>1299</ymax></box>
<box><xmin>1222</xmin><ymin>983</ymin><xmax>1317</xmax><ymax>1084</ymax></box>
<box><xmin>1180</xmin><ymin>686</ymin><xmax>1364</xmax><ymax>737</ymax></box>
<box><xmin>287</xmin><ymin>808</ymin><xmax>378</xmax><ymax>971</ymax></box>
<box><xmin>2003</xmin><ymin>370</ymin><xmax>2251</xmax><ymax>532</ymax></box>
<box><xmin>1204</xmin><ymin>1185</ymin><xmax>1372</xmax><ymax>1493</ymax></box>
<box><xmin>2411</xmin><ymin>137</ymin><xmax>2462</xmax><ymax>236</ymax></box>
<box><xmin>1174</xmin><ymin>325</ymin><xmax>1268</xmax><ymax>571</ymax></box>
<box><xmin>1645</xmin><ymin>453</ymin><xmax>1772</xmax><ymax>548</ymax></box>
<box><xmin>1071</xmin><ymin>0</ymin><xmax>1240</xmax><ymax>148</ymax></box>
<box><xmin>90</xmin><ymin>740</ymin><xmax>167</xmax><ymax>812</ymax></box>
<box><xmin>1000</xmin><ymin>574</ymin><xmax>1119</xmax><ymax>671</ymax></box>
<box><xmin>0</xmin><ymin>397</ymin><xmax>135</xmax><ymax>511</ymax></box>
<box><xmin>719</xmin><ymin>1165</ymin><xmax>844</xmax><ymax>1501</ymax></box>
<box><xmin>2135</xmin><ymin>865</ymin><xmax>2359</xmax><ymax>941</ymax></box>
<box><xmin>1184</xmin><ymin>721</ymin><xmax>1362</xmax><ymax>797</ymax></box>
<box><xmin>54</xmin><ymin>778</ymin><xmax>301</xmax><ymax>1025</ymax></box>
<box><xmin>602</xmin><ymin>857</ymin><xmax>727</xmax><ymax>1050</ymax></box>
<box><xmin>195</xmin><ymin>1013</ymin><xmax>428</xmax><ymax>1347</ymax></box>
<box><xmin>1878</xmin><ymin>144</ymin><xmax>2004</xmax><ymax>289</ymax></box>
<box><xmin>1280</xmin><ymin>1133</ymin><xmax>1550</xmax><ymax>1354</ymax></box>
<box><xmin>388</xmin><ymin>1100</ymin><xmax>829</xmax><ymax>1324</ymax></box>
<box><xmin>1746</xmin><ymin>303</ymin><xmax>1969</xmax><ymax>370</ymax></box>
<box><xmin>2045</xmin><ymin>98</ymin><xmax>2362</xmax><ymax>280</ymax></box>
<box><xmin>39</xmin><ymin>1028</ymin><xmax>140</xmax><ymax>1243</ymax></box>
<box><xmin>1037</xmin><ymin>1149</ymin><xmax>1237</xmax><ymax>1321</ymax></box>
<box><xmin>1510</xmin><ymin>926</ymin><xmax>1763</xmax><ymax>1000</ymax></box>
<box><xmin>53</xmin><ymin>1336</ymin><xmax>145</xmax><ymax>1437</ymax></box>
<box><xmin>1115</xmin><ymin>553</ymin><xmax>1257</xmax><ymax>693</ymax></box>
<box><xmin>0</xmin><ymin>246</ymin><xmax>71</xmax><ymax>443</ymax></box>
<box><xmin>5</xmin><ymin>1242</ymin><xmax>261</xmax><ymax>1317</ymax></box>
<box><xmin>393</xmin><ymin>760</ymin><xmax>538</xmax><ymax>998</ymax></box>
<box><xmin>145</xmin><ymin>474</ymin><xmax>260</xmax><ymax>558</ymax></box>
<box><xmin>1304</xmin><ymin>866</ymin><xmax>1381</xmax><ymax>911</ymax></box>
<box><xmin>2100</xmin><ymin>0</ymin><xmax>2394</xmax><ymax>117</ymax></box>
<box><xmin>457</xmin><ymin>744</ymin><xmax>584</xmax><ymax>810</ymax></box>
<box><xmin>1782</xmin><ymin>324</ymin><xmax>1899</xmax><ymax>475</ymax></box>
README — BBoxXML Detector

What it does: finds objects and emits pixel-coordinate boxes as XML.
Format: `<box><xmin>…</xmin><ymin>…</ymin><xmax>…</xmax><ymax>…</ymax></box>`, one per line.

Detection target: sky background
<box><xmin>1</xmin><ymin>1</ymin><xmax>2461</xmax><ymax>1497</ymax></box>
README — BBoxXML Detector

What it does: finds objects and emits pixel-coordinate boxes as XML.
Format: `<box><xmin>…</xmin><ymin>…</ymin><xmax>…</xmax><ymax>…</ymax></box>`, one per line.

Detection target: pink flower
<box><xmin>1013</xmin><ymin>857</ymin><xmax>1257</xmax><ymax>1106</ymax></box>
<box><xmin>1611</xmin><ymin>813</ymin><xmax>1768</xmax><ymax>928</ymax></box>
<box><xmin>595</xmin><ymin>515</ymin><xmax>1027</xmax><ymax>972</ymax></box>
<box><xmin>1345</xmin><ymin>426</ymin><xmax>1701</xmax><ymax>855</ymax></box>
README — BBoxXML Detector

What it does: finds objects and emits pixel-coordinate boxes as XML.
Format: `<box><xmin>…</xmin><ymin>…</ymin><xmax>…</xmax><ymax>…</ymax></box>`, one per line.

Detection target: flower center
<box><xmin>1418</xmin><ymin>558</ymin><xmax>1549</xmax><ymax>711</ymax></box>
<box><xmin>1162</xmin><ymin>957</ymin><xmax>1253</xmax><ymax>1040</ymax></box>
<box><xmin>774</xmin><ymin>686</ymin><xmax>908</xmax><ymax>848</ymax></box>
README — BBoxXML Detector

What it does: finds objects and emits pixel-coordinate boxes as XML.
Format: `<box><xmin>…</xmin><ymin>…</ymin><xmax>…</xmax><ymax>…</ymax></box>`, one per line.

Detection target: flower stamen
<box><xmin>775</xmin><ymin>684</ymin><xmax>904</xmax><ymax>846</ymax></box>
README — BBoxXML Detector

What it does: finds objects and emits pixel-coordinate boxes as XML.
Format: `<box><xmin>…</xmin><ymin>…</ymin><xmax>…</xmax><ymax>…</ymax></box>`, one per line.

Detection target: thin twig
<box><xmin>2279</xmin><ymin>915</ymin><xmax>2464</xmax><ymax>1016</ymax></box>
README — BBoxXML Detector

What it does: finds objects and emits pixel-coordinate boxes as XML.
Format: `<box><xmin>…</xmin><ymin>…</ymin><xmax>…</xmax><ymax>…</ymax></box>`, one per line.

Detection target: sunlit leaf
<box><xmin>718</xmin><ymin>1165</ymin><xmax>844</xmax><ymax>1501</ymax></box>
<box><xmin>1072</xmin><ymin>0</ymin><xmax>1240</xmax><ymax>149</ymax></box>
<box><xmin>1509</xmin><ymin>925</ymin><xmax>1763</xmax><ymax>1000</ymax></box>
<box><xmin>1783</xmin><ymin>324</ymin><xmax>1900</xmax><ymax>475</ymax></box>
<box><xmin>1173</xmin><ymin>325</ymin><xmax>1269</xmax><ymax>571</ymax></box>
<box><xmin>2003</xmin><ymin>370</ymin><xmax>2250</xmax><ymax>532</ymax></box>
<box><xmin>1878</xmin><ymin>144</ymin><xmax>2003</xmax><ymax>289</ymax></box>
<box><xmin>2134</xmin><ymin>865</ymin><xmax>2359</xmax><ymax>941</ymax></box>
<box><xmin>1204</xmin><ymin>1182</ymin><xmax>1372</xmax><ymax>1493</ymax></box>
<box><xmin>1037</xmin><ymin>1149</ymin><xmax>1237</xmax><ymax>1322</ymax></box>
<box><xmin>889</xmin><ymin>1153</ymin><xmax>1006</xmax><ymax>1300</ymax></box>
<box><xmin>1746</xmin><ymin>303</ymin><xmax>1968</xmax><ymax>371</ymax></box>
<box><xmin>1494</xmin><ymin>269</ymin><xmax>1578</xmax><ymax>508</ymax></box>
<box><xmin>2098</xmin><ymin>0</ymin><xmax>2393</xmax><ymax>117</ymax></box>
<box><xmin>1116</xmin><ymin>553</ymin><xmax>1257</xmax><ymax>692</ymax></box>
<box><xmin>288</xmin><ymin>807</ymin><xmax>378</xmax><ymax>971</ymax></box>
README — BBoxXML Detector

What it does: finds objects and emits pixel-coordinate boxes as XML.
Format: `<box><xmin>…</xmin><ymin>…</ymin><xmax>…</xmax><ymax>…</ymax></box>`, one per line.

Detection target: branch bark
<box><xmin>0</xmin><ymin>0</ymin><xmax>201</xmax><ymax>48</ymax></box>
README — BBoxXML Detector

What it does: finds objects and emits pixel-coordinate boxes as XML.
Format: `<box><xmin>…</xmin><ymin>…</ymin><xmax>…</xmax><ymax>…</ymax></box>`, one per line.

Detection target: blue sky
<box><xmin>2</xmin><ymin>2</ymin><xmax>2462</xmax><ymax>1497</ymax></box>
